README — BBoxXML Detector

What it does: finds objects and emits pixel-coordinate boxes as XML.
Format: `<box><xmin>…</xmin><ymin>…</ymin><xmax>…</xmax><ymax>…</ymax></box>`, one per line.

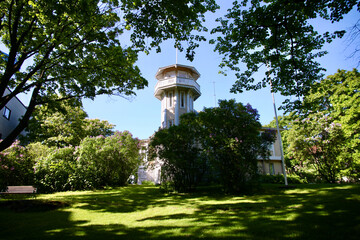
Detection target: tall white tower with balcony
<box><xmin>154</xmin><ymin>64</ymin><xmax>201</xmax><ymax>128</ymax></box>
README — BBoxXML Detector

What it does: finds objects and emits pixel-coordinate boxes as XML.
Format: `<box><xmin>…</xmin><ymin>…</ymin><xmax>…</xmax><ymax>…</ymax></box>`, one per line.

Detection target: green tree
<box><xmin>286</xmin><ymin>114</ymin><xmax>347</xmax><ymax>183</ymax></box>
<box><xmin>211</xmin><ymin>0</ymin><xmax>358</xmax><ymax>111</ymax></box>
<box><xmin>278</xmin><ymin>69</ymin><xmax>360</xmax><ymax>182</ymax></box>
<box><xmin>263</xmin><ymin>115</ymin><xmax>290</xmax><ymax>129</ymax></box>
<box><xmin>150</xmin><ymin>99</ymin><xmax>275</xmax><ymax>193</ymax></box>
<box><xmin>0</xmin><ymin>0</ymin><xmax>218</xmax><ymax>151</ymax></box>
<box><xmin>34</xmin><ymin>145</ymin><xmax>76</xmax><ymax>192</ymax></box>
<box><xmin>149</xmin><ymin>116</ymin><xmax>206</xmax><ymax>192</ymax></box>
<box><xmin>301</xmin><ymin>69</ymin><xmax>360</xmax><ymax>180</ymax></box>
<box><xmin>197</xmin><ymin>100</ymin><xmax>275</xmax><ymax>193</ymax></box>
<box><xmin>21</xmin><ymin>99</ymin><xmax>115</xmax><ymax>147</ymax></box>
<box><xmin>76</xmin><ymin>131</ymin><xmax>141</xmax><ymax>188</ymax></box>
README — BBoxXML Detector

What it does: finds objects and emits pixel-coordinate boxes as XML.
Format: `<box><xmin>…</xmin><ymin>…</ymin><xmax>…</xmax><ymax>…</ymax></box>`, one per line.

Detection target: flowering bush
<box><xmin>287</xmin><ymin>114</ymin><xmax>347</xmax><ymax>183</ymax></box>
<box><xmin>75</xmin><ymin>131</ymin><xmax>141</xmax><ymax>188</ymax></box>
<box><xmin>34</xmin><ymin>146</ymin><xmax>77</xmax><ymax>192</ymax></box>
<box><xmin>0</xmin><ymin>140</ymin><xmax>34</xmax><ymax>191</ymax></box>
<box><xmin>1</xmin><ymin>129</ymin><xmax>140</xmax><ymax>193</ymax></box>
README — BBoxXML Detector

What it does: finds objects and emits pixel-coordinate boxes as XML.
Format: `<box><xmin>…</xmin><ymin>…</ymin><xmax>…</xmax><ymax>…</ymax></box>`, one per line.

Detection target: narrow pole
<box><xmin>268</xmin><ymin>79</ymin><xmax>288</xmax><ymax>186</ymax></box>
<box><xmin>266</xmin><ymin>62</ymin><xmax>288</xmax><ymax>186</ymax></box>
<box><xmin>176</xmin><ymin>47</ymin><xmax>178</xmax><ymax>64</ymax></box>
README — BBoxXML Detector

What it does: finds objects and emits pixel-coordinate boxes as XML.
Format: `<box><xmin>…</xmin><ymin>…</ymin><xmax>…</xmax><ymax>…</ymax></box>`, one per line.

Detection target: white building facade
<box><xmin>154</xmin><ymin>64</ymin><xmax>201</xmax><ymax>128</ymax></box>
<box><xmin>0</xmin><ymin>88</ymin><xmax>27</xmax><ymax>140</ymax></box>
<box><xmin>138</xmin><ymin>64</ymin><xmax>202</xmax><ymax>184</ymax></box>
<box><xmin>137</xmin><ymin>64</ymin><xmax>285</xmax><ymax>184</ymax></box>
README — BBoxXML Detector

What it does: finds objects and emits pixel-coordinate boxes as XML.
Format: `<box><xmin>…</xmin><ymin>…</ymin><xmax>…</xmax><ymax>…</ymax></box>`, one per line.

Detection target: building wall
<box><xmin>0</xmin><ymin>89</ymin><xmax>27</xmax><ymax>139</ymax></box>
<box><xmin>161</xmin><ymin>88</ymin><xmax>195</xmax><ymax>128</ymax></box>
<box><xmin>138</xmin><ymin>128</ymin><xmax>286</xmax><ymax>184</ymax></box>
<box><xmin>258</xmin><ymin>128</ymin><xmax>284</xmax><ymax>175</ymax></box>
<box><xmin>258</xmin><ymin>160</ymin><xmax>283</xmax><ymax>175</ymax></box>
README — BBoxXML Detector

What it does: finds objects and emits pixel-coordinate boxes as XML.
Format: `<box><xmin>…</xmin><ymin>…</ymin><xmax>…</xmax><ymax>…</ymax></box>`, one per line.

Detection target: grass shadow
<box><xmin>0</xmin><ymin>184</ymin><xmax>359</xmax><ymax>239</ymax></box>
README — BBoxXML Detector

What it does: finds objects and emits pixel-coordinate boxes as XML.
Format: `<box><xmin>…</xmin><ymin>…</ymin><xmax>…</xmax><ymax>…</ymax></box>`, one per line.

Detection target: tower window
<box><xmin>169</xmin><ymin>92</ymin><xmax>173</xmax><ymax>107</ymax></box>
<box><xmin>269</xmin><ymin>163</ymin><xmax>275</xmax><ymax>175</ymax></box>
<box><xmin>178</xmin><ymin>71</ymin><xmax>188</xmax><ymax>78</ymax></box>
<box><xmin>180</xmin><ymin>91</ymin><xmax>185</xmax><ymax>108</ymax></box>
<box><xmin>3</xmin><ymin>106</ymin><xmax>11</xmax><ymax>120</ymax></box>
<box><xmin>189</xmin><ymin>96</ymin><xmax>193</xmax><ymax>111</ymax></box>
<box><xmin>168</xmin><ymin>119</ymin><xmax>174</xmax><ymax>127</ymax></box>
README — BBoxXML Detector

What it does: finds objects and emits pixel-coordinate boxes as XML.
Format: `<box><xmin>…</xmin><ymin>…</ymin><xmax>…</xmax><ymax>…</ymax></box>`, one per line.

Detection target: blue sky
<box><xmin>83</xmin><ymin>4</ymin><xmax>359</xmax><ymax>140</ymax></box>
<box><xmin>4</xmin><ymin>2</ymin><xmax>359</xmax><ymax>140</ymax></box>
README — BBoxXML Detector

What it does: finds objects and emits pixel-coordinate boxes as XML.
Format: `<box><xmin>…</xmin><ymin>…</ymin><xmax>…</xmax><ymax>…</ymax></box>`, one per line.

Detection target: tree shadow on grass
<box><xmin>51</xmin><ymin>185</ymin><xmax>195</xmax><ymax>213</ymax></box>
<box><xmin>186</xmin><ymin>185</ymin><xmax>360</xmax><ymax>239</ymax></box>
<box><xmin>0</xmin><ymin>184</ymin><xmax>359</xmax><ymax>239</ymax></box>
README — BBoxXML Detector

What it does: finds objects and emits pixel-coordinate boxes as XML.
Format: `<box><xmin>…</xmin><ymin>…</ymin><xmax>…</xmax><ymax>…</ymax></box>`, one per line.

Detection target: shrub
<box><xmin>141</xmin><ymin>180</ymin><xmax>155</xmax><ymax>186</ymax></box>
<box><xmin>76</xmin><ymin>131</ymin><xmax>141</xmax><ymax>188</ymax></box>
<box><xmin>0</xmin><ymin>140</ymin><xmax>35</xmax><ymax>191</ymax></box>
<box><xmin>150</xmin><ymin>123</ymin><xmax>207</xmax><ymax>193</ymax></box>
<box><xmin>259</xmin><ymin>174</ymin><xmax>307</xmax><ymax>184</ymax></box>
<box><xmin>150</xmin><ymin>100</ymin><xmax>275</xmax><ymax>193</ymax></box>
<box><xmin>34</xmin><ymin>146</ymin><xmax>76</xmax><ymax>193</ymax></box>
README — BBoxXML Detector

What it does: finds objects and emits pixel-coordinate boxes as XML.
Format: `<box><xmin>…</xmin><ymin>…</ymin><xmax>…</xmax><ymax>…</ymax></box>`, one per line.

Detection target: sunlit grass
<box><xmin>1</xmin><ymin>184</ymin><xmax>359</xmax><ymax>239</ymax></box>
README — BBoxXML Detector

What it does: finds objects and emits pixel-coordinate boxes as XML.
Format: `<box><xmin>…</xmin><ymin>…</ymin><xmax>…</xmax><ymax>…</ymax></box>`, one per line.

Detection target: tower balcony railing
<box><xmin>154</xmin><ymin>76</ymin><xmax>200</xmax><ymax>94</ymax></box>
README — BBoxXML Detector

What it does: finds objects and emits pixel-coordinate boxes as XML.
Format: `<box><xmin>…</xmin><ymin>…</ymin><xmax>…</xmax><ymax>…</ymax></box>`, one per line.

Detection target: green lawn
<box><xmin>0</xmin><ymin>184</ymin><xmax>359</xmax><ymax>239</ymax></box>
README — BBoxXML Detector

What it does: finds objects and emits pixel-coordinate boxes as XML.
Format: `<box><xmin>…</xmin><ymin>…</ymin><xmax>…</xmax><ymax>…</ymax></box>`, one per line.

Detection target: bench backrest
<box><xmin>6</xmin><ymin>186</ymin><xmax>37</xmax><ymax>194</ymax></box>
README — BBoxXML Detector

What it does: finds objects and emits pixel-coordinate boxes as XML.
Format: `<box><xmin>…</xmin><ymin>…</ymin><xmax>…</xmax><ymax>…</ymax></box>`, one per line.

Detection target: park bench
<box><xmin>0</xmin><ymin>186</ymin><xmax>37</xmax><ymax>198</ymax></box>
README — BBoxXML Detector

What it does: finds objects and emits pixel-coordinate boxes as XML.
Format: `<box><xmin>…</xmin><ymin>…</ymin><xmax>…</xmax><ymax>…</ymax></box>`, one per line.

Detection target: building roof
<box><xmin>155</xmin><ymin>64</ymin><xmax>200</xmax><ymax>80</ymax></box>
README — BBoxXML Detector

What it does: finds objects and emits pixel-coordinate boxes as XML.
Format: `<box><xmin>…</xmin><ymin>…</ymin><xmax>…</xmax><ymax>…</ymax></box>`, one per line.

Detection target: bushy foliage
<box><xmin>197</xmin><ymin>100</ymin><xmax>275</xmax><ymax>193</ymax></box>
<box><xmin>21</xmin><ymin>99</ymin><xmax>115</xmax><ymax>147</ymax></box>
<box><xmin>34</xmin><ymin>146</ymin><xmax>77</xmax><ymax>192</ymax></box>
<box><xmin>264</xmin><ymin>70</ymin><xmax>360</xmax><ymax>183</ymax></box>
<box><xmin>0</xmin><ymin>140</ymin><xmax>35</xmax><ymax>191</ymax></box>
<box><xmin>275</xmin><ymin>69</ymin><xmax>360</xmax><ymax>183</ymax></box>
<box><xmin>140</xmin><ymin>180</ymin><xmax>155</xmax><ymax>186</ymax></box>
<box><xmin>1</xmin><ymin>131</ymin><xmax>141</xmax><ymax>193</ymax></box>
<box><xmin>259</xmin><ymin>174</ymin><xmax>306</xmax><ymax>184</ymax></box>
<box><xmin>76</xmin><ymin>131</ymin><xmax>141</xmax><ymax>189</ymax></box>
<box><xmin>150</xmin><ymin>99</ymin><xmax>275</xmax><ymax>193</ymax></box>
<box><xmin>287</xmin><ymin>114</ymin><xmax>348</xmax><ymax>183</ymax></box>
<box><xmin>150</xmin><ymin>122</ymin><xmax>207</xmax><ymax>192</ymax></box>
<box><xmin>302</xmin><ymin>69</ymin><xmax>360</xmax><ymax>180</ymax></box>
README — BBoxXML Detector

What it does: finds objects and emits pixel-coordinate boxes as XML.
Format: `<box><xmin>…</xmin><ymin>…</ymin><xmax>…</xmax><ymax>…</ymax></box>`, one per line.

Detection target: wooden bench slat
<box><xmin>1</xmin><ymin>186</ymin><xmax>37</xmax><ymax>194</ymax></box>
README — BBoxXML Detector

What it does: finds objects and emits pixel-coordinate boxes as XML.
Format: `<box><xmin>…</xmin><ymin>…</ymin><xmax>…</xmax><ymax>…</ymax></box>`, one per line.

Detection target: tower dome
<box><xmin>154</xmin><ymin>64</ymin><xmax>201</xmax><ymax>128</ymax></box>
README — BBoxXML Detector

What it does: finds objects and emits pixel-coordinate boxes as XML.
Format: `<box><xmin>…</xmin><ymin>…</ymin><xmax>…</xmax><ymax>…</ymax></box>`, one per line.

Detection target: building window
<box><xmin>168</xmin><ymin>119</ymin><xmax>174</xmax><ymax>127</ymax></box>
<box><xmin>169</xmin><ymin>92</ymin><xmax>173</xmax><ymax>107</ymax></box>
<box><xmin>268</xmin><ymin>143</ymin><xmax>275</xmax><ymax>156</ymax></box>
<box><xmin>180</xmin><ymin>91</ymin><xmax>185</xmax><ymax>108</ymax></box>
<box><xmin>189</xmin><ymin>96</ymin><xmax>193</xmax><ymax>111</ymax></box>
<box><xmin>3</xmin><ymin>106</ymin><xmax>11</xmax><ymax>120</ymax></box>
<box><xmin>269</xmin><ymin>163</ymin><xmax>275</xmax><ymax>175</ymax></box>
<box><xmin>178</xmin><ymin>71</ymin><xmax>188</xmax><ymax>78</ymax></box>
<box><xmin>165</xmin><ymin>71</ymin><xmax>175</xmax><ymax>79</ymax></box>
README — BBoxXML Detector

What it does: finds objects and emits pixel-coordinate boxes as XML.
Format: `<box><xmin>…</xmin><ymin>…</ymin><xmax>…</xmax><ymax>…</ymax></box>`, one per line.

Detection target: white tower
<box><xmin>154</xmin><ymin>64</ymin><xmax>201</xmax><ymax>128</ymax></box>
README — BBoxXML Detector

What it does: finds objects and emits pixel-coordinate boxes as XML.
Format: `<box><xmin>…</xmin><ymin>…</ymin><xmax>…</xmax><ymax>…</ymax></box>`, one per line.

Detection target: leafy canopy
<box><xmin>0</xmin><ymin>0</ymin><xmax>218</xmax><ymax>151</ymax></box>
<box><xmin>273</xmin><ymin>69</ymin><xmax>360</xmax><ymax>182</ymax></box>
<box><xmin>150</xmin><ymin>99</ymin><xmax>276</xmax><ymax>193</ymax></box>
<box><xmin>21</xmin><ymin>98</ymin><xmax>115</xmax><ymax>147</ymax></box>
<box><xmin>211</xmin><ymin>0</ymin><xmax>358</xmax><ymax>111</ymax></box>
<box><xmin>300</xmin><ymin>69</ymin><xmax>360</xmax><ymax>180</ymax></box>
